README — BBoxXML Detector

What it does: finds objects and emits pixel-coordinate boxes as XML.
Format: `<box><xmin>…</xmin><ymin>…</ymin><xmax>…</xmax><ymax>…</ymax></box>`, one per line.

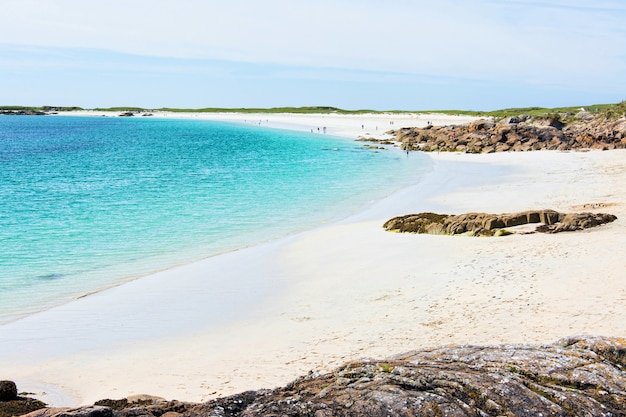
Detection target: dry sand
<box><xmin>1</xmin><ymin>112</ymin><xmax>625</xmax><ymax>406</ymax></box>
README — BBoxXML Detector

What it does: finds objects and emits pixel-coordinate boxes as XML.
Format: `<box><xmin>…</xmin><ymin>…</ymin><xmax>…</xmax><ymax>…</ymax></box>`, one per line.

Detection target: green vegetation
<box><xmin>494</xmin><ymin>229</ymin><xmax>514</xmax><ymax>237</ymax></box>
<box><xmin>534</xmin><ymin>112</ymin><xmax>564</xmax><ymax>126</ymax></box>
<box><xmin>418</xmin><ymin>101</ymin><xmax>625</xmax><ymax>119</ymax></box>
<box><xmin>379</xmin><ymin>363</ymin><xmax>394</xmax><ymax>373</ymax></box>
<box><xmin>93</xmin><ymin>106</ymin><xmax>146</xmax><ymax>112</ymax></box>
<box><xmin>602</xmin><ymin>100</ymin><xmax>626</xmax><ymax>120</ymax></box>
<box><xmin>41</xmin><ymin>106</ymin><xmax>84</xmax><ymax>111</ymax></box>
<box><xmin>0</xmin><ymin>105</ymin><xmax>40</xmax><ymax>111</ymax></box>
<box><xmin>156</xmin><ymin>106</ymin><xmax>378</xmax><ymax>114</ymax></box>
<box><xmin>0</xmin><ymin>105</ymin><xmax>83</xmax><ymax>112</ymax></box>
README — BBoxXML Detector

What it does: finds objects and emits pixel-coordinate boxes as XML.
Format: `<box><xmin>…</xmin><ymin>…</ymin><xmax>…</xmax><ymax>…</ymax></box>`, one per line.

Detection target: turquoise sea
<box><xmin>0</xmin><ymin>115</ymin><xmax>431</xmax><ymax>323</ymax></box>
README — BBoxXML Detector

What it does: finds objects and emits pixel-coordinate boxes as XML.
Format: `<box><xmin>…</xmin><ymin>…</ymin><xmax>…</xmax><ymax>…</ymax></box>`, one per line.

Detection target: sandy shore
<box><xmin>1</xmin><ymin>112</ymin><xmax>625</xmax><ymax>406</ymax></box>
<box><xmin>51</xmin><ymin>109</ymin><xmax>481</xmax><ymax>141</ymax></box>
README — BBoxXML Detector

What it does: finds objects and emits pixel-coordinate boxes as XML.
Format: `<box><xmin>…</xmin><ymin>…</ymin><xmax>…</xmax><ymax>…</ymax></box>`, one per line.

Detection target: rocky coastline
<box><xmin>3</xmin><ymin>336</ymin><xmax>625</xmax><ymax>417</ymax></box>
<box><xmin>363</xmin><ymin>106</ymin><xmax>626</xmax><ymax>153</ymax></box>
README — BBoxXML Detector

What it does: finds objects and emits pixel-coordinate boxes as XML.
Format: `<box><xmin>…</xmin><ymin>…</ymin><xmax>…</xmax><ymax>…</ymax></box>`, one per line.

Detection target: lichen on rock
<box><xmin>6</xmin><ymin>336</ymin><xmax>626</xmax><ymax>417</ymax></box>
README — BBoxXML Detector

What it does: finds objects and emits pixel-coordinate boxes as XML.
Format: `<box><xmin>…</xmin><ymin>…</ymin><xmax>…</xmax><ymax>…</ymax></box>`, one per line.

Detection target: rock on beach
<box><xmin>8</xmin><ymin>336</ymin><xmax>626</xmax><ymax>417</ymax></box>
<box><xmin>383</xmin><ymin>209</ymin><xmax>617</xmax><ymax>236</ymax></box>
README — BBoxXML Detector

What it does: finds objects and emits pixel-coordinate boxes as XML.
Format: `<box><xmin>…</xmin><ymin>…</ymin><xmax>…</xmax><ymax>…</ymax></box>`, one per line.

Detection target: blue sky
<box><xmin>1</xmin><ymin>0</ymin><xmax>624</xmax><ymax>110</ymax></box>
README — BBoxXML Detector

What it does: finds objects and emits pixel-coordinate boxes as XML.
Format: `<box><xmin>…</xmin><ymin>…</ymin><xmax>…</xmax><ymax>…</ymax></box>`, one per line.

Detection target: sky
<box><xmin>0</xmin><ymin>0</ymin><xmax>625</xmax><ymax>110</ymax></box>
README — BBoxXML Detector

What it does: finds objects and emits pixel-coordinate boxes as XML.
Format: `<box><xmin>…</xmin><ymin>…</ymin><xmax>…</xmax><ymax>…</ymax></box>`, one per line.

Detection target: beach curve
<box><xmin>1</xmin><ymin>112</ymin><xmax>625</xmax><ymax>407</ymax></box>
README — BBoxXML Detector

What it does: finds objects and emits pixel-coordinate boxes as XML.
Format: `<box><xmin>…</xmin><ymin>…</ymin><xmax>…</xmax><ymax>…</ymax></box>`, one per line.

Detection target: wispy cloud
<box><xmin>0</xmin><ymin>0</ymin><xmax>623</xmax><ymax>108</ymax></box>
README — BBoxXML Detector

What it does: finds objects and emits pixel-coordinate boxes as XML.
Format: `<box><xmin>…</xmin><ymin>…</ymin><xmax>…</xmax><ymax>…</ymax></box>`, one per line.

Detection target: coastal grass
<box><xmin>418</xmin><ymin>101</ymin><xmax>625</xmax><ymax>119</ymax></box>
<box><xmin>156</xmin><ymin>106</ymin><xmax>378</xmax><ymax>114</ymax></box>
<box><xmin>93</xmin><ymin>106</ymin><xmax>146</xmax><ymax>112</ymax></box>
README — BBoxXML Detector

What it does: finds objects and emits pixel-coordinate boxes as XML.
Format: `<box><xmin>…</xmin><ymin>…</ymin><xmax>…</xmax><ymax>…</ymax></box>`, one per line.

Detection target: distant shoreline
<box><xmin>1</xmin><ymin>101</ymin><xmax>622</xmax><ymax>118</ymax></box>
<box><xmin>49</xmin><ymin>109</ymin><xmax>484</xmax><ymax>142</ymax></box>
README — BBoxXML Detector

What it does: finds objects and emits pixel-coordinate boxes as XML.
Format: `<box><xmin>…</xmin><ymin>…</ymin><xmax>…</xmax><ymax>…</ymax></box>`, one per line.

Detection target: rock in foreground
<box><xmin>383</xmin><ymin>209</ymin><xmax>617</xmax><ymax>236</ymax></box>
<box><xmin>17</xmin><ymin>336</ymin><xmax>626</xmax><ymax>417</ymax></box>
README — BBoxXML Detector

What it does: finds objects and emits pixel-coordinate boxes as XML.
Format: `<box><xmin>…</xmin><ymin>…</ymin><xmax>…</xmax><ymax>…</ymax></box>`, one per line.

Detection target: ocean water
<box><xmin>0</xmin><ymin>115</ymin><xmax>431</xmax><ymax>323</ymax></box>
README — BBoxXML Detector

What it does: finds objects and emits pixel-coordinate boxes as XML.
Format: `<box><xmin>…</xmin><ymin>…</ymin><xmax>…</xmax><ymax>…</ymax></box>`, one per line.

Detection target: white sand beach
<box><xmin>1</xmin><ymin>112</ymin><xmax>625</xmax><ymax>407</ymax></box>
<box><xmin>51</xmin><ymin>109</ymin><xmax>480</xmax><ymax>140</ymax></box>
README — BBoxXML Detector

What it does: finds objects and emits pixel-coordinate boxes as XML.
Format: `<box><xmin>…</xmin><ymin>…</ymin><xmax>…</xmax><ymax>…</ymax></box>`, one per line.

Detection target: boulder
<box><xmin>0</xmin><ymin>381</ymin><xmax>17</xmax><ymax>402</ymax></box>
<box><xmin>94</xmin><ymin>396</ymin><xmax>187</xmax><ymax>417</ymax></box>
<box><xmin>52</xmin><ymin>406</ymin><xmax>113</xmax><ymax>417</ymax></box>
<box><xmin>576</xmin><ymin>111</ymin><xmax>595</xmax><ymax>121</ymax></box>
<box><xmin>383</xmin><ymin>210</ymin><xmax>616</xmax><ymax>236</ymax></box>
<box><xmin>468</xmin><ymin>119</ymin><xmax>493</xmax><ymax>132</ymax></box>
<box><xmin>505</xmin><ymin>115</ymin><xmax>521</xmax><ymax>124</ymax></box>
<box><xmin>8</xmin><ymin>337</ymin><xmax>626</xmax><ymax>417</ymax></box>
<box><xmin>179</xmin><ymin>336</ymin><xmax>626</xmax><ymax>416</ymax></box>
<box><xmin>18</xmin><ymin>406</ymin><xmax>114</xmax><ymax>417</ymax></box>
<box><xmin>19</xmin><ymin>409</ymin><xmax>72</xmax><ymax>417</ymax></box>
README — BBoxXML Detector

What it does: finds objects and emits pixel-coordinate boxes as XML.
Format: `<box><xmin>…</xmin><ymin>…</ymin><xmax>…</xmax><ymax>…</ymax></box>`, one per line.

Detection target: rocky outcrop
<box><xmin>0</xmin><ymin>381</ymin><xmax>45</xmax><ymax>417</ymax></box>
<box><xmin>219</xmin><ymin>336</ymin><xmax>625</xmax><ymax>417</ymax></box>
<box><xmin>564</xmin><ymin>114</ymin><xmax>626</xmax><ymax>148</ymax></box>
<box><xmin>383</xmin><ymin>210</ymin><xmax>617</xmax><ymax>236</ymax></box>
<box><xmin>19</xmin><ymin>406</ymin><xmax>114</xmax><ymax>417</ymax></box>
<box><xmin>12</xmin><ymin>336</ymin><xmax>626</xmax><ymax>417</ymax></box>
<box><xmin>389</xmin><ymin>113</ymin><xmax>626</xmax><ymax>153</ymax></box>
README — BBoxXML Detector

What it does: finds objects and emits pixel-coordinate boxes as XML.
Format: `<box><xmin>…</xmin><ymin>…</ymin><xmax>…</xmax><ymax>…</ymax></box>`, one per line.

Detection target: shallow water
<box><xmin>0</xmin><ymin>115</ymin><xmax>431</xmax><ymax>322</ymax></box>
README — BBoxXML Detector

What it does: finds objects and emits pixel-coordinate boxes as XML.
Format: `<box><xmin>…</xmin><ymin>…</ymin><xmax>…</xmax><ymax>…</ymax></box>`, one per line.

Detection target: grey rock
<box><xmin>576</xmin><ymin>111</ymin><xmax>595</xmax><ymax>121</ymax></box>
<box><xmin>10</xmin><ymin>337</ymin><xmax>626</xmax><ymax>417</ymax></box>
<box><xmin>8</xmin><ymin>406</ymin><xmax>112</xmax><ymax>417</ymax></box>
<box><xmin>54</xmin><ymin>406</ymin><xmax>113</xmax><ymax>417</ymax></box>
<box><xmin>180</xmin><ymin>336</ymin><xmax>626</xmax><ymax>416</ymax></box>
